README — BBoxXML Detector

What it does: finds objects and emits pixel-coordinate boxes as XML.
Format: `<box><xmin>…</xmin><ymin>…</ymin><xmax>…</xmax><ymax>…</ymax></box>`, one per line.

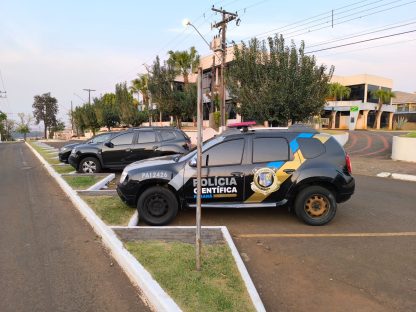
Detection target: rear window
<box><xmin>253</xmin><ymin>137</ymin><xmax>289</xmax><ymax>163</ymax></box>
<box><xmin>298</xmin><ymin>138</ymin><xmax>325</xmax><ymax>159</ymax></box>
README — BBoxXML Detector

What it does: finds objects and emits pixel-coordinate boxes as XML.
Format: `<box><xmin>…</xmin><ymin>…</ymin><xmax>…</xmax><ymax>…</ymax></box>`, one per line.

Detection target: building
<box><xmin>391</xmin><ymin>91</ymin><xmax>416</xmax><ymax>130</ymax></box>
<box><xmin>324</xmin><ymin>74</ymin><xmax>395</xmax><ymax>130</ymax></box>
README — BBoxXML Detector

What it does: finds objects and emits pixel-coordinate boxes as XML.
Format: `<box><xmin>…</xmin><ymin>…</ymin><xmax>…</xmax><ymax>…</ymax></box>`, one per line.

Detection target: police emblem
<box><xmin>251</xmin><ymin>167</ymin><xmax>281</xmax><ymax>195</ymax></box>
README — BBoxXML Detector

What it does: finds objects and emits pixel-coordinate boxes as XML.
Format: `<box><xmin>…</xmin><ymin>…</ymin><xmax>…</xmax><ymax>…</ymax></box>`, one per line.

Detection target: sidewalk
<box><xmin>351</xmin><ymin>156</ymin><xmax>416</xmax><ymax>176</ymax></box>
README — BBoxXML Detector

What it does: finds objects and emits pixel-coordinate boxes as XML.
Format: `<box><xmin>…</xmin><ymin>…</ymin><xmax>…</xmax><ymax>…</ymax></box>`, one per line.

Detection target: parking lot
<box><xmin>48</xmin><ymin>136</ymin><xmax>416</xmax><ymax>311</ymax></box>
<box><xmin>169</xmin><ymin>174</ymin><xmax>416</xmax><ymax>311</ymax></box>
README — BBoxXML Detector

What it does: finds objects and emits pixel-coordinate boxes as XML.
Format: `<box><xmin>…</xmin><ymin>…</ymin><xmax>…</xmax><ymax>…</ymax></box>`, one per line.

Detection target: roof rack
<box><xmin>288</xmin><ymin>124</ymin><xmax>318</xmax><ymax>133</ymax></box>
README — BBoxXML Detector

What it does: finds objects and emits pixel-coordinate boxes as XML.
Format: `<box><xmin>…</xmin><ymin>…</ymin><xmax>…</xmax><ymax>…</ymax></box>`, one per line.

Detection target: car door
<box><xmin>129</xmin><ymin>130</ymin><xmax>159</xmax><ymax>163</ymax></box>
<box><xmin>101</xmin><ymin>132</ymin><xmax>135</xmax><ymax>167</ymax></box>
<box><xmin>182</xmin><ymin>138</ymin><xmax>246</xmax><ymax>206</ymax></box>
<box><xmin>244</xmin><ymin>136</ymin><xmax>295</xmax><ymax>204</ymax></box>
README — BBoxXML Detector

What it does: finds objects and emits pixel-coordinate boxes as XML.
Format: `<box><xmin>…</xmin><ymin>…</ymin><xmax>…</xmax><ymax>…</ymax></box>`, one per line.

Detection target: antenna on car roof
<box><xmin>227</xmin><ymin>121</ymin><xmax>256</xmax><ymax>132</ymax></box>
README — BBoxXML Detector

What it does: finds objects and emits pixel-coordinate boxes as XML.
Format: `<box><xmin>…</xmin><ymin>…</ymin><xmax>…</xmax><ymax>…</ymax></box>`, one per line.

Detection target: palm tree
<box><xmin>167</xmin><ymin>46</ymin><xmax>200</xmax><ymax>86</ymax></box>
<box><xmin>372</xmin><ymin>89</ymin><xmax>395</xmax><ymax>129</ymax></box>
<box><xmin>328</xmin><ymin>83</ymin><xmax>351</xmax><ymax>101</ymax></box>
<box><xmin>130</xmin><ymin>74</ymin><xmax>150</xmax><ymax>109</ymax></box>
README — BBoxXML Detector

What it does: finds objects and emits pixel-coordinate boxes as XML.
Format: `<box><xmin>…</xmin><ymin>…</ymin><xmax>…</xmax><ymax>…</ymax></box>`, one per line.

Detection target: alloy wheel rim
<box><xmin>82</xmin><ymin>161</ymin><xmax>96</xmax><ymax>173</ymax></box>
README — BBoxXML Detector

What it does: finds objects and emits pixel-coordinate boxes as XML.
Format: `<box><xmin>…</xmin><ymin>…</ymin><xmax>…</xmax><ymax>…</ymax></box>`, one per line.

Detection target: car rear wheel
<box><xmin>78</xmin><ymin>157</ymin><xmax>101</xmax><ymax>173</ymax></box>
<box><xmin>294</xmin><ymin>186</ymin><xmax>337</xmax><ymax>226</ymax></box>
<box><xmin>137</xmin><ymin>186</ymin><xmax>178</xmax><ymax>226</ymax></box>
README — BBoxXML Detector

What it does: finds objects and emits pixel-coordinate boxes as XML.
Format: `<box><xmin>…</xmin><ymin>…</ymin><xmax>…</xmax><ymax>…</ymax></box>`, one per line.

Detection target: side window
<box><xmin>253</xmin><ymin>137</ymin><xmax>289</xmax><ymax>163</ymax></box>
<box><xmin>160</xmin><ymin>131</ymin><xmax>176</xmax><ymax>141</ymax></box>
<box><xmin>110</xmin><ymin>132</ymin><xmax>134</xmax><ymax>146</ymax></box>
<box><xmin>138</xmin><ymin>131</ymin><xmax>156</xmax><ymax>144</ymax></box>
<box><xmin>298</xmin><ymin>138</ymin><xmax>325</xmax><ymax>159</ymax></box>
<box><xmin>203</xmin><ymin>139</ymin><xmax>244</xmax><ymax>167</ymax></box>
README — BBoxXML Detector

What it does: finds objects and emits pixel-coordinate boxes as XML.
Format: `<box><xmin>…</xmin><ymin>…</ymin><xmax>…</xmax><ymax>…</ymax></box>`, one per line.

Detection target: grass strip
<box><xmin>125</xmin><ymin>241</ymin><xmax>255</xmax><ymax>312</ymax></box>
<box><xmin>63</xmin><ymin>175</ymin><xmax>100</xmax><ymax>190</ymax></box>
<box><xmin>402</xmin><ymin>132</ymin><xmax>416</xmax><ymax>138</ymax></box>
<box><xmin>28</xmin><ymin>142</ymin><xmax>61</xmax><ymax>164</ymax></box>
<box><xmin>54</xmin><ymin>165</ymin><xmax>75</xmax><ymax>174</ymax></box>
<box><xmin>81</xmin><ymin>195</ymin><xmax>134</xmax><ymax>225</ymax></box>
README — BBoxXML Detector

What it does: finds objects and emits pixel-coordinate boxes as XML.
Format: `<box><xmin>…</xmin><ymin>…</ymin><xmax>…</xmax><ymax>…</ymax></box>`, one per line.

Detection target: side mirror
<box><xmin>189</xmin><ymin>157</ymin><xmax>197</xmax><ymax>167</ymax></box>
<box><xmin>104</xmin><ymin>142</ymin><xmax>114</xmax><ymax>148</ymax></box>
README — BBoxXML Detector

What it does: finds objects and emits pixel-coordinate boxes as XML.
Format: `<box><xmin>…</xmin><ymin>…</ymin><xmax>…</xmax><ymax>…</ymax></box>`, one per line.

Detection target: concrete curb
<box><xmin>376</xmin><ymin>172</ymin><xmax>416</xmax><ymax>182</ymax></box>
<box><xmin>110</xmin><ymin>226</ymin><xmax>266</xmax><ymax>312</ymax></box>
<box><xmin>87</xmin><ymin>173</ymin><xmax>115</xmax><ymax>191</ymax></box>
<box><xmin>27</xmin><ymin>142</ymin><xmax>181</xmax><ymax>312</ymax></box>
<box><xmin>128</xmin><ymin>211</ymin><xmax>139</xmax><ymax>226</ymax></box>
<box><xmin>332</xmin><ymin>132</ymin><xmax>349</xmax><ymax>147</ymax></box>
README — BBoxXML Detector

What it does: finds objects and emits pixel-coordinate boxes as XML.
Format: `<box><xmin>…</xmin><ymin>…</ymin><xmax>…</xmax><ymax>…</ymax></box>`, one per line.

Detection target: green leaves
<box><xmin>226</xmin><ymin>34</ymin><xmax>333</xmax><ymax>125</ymax></box>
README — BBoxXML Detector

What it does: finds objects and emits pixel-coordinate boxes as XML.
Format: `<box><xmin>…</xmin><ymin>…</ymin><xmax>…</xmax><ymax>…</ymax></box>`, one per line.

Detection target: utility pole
<box><xmin>196</xmin><ymin>67</ymin><xmax>203</xmax><ymax>271</ymax></box>
<box><xmin>211</xmin><ymin>6</ymin><xmax>238</xmax><ymax>132</ymax></box>
<box><xmin>83</xmin><ymin>88</ymin><xmax>95</xmax><ymax>104</ymax></box>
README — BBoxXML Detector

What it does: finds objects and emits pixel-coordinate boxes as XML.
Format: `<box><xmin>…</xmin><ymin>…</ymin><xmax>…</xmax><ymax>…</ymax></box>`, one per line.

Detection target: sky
<box><xmin>1</xmin><ymin>0</ymin><xmax>415</xmax><ymax>127</ymax></box>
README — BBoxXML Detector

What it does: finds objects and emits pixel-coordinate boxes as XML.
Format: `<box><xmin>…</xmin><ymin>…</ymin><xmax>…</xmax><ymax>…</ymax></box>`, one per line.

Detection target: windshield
<box><xmin>178</xmin><ymin>135</ymin><xmax>225</xmax><ymax>161</ymax></box>
<box><xmin>88</xmin><ymin>133</ymin><xmax>112</xmax><ymax>144</ymax></box>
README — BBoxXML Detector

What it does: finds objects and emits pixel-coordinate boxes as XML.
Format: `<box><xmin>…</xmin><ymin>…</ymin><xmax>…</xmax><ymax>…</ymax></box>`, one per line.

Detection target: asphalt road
<box><xmin>169</xmin><ymin>175</ymin><xmax>416</xmax><ymax>311</ymax></box>
<box><xmin>0</xmin><ymin>143</ymin><xmax>150</xmax><ymax>312</ymax></box>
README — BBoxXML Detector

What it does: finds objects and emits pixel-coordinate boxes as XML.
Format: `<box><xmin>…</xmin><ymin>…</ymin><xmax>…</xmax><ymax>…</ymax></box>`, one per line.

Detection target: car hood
<box><xmin>124</xmin><ymin>154</ymin><xmax>179</xmax><ymax>171</ymax></box>
<box><xmin>61</xmin><ymin>142</ymin><xmax>83</xmax><ymax>150</ymax></box>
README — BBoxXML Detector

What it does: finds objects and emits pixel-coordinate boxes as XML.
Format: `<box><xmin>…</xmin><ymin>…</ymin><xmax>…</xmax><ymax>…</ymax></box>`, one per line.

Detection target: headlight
<box><xmin>120</xmin><ymin>171</ymin><xmax>129</xmax><ymax>184</ymax></box>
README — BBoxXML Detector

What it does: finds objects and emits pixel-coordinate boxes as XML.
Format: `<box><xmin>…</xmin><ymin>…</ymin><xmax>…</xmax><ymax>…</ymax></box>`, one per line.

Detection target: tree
<box><xmin>167</xmin><ymin>46</ymin><xmax>200</xmax><ymax>85</ymax></box>
<box><xmin>72</xmin><ymin>106</ymin><xmax>86</xmax><ymax>137</ymax></box>
<box><xmin>32</xmin><ymin>92</ymin><xmax>58</xmax><ymax>139</ymax></box>
<box><xmin>82</xmin><ymin>103</ymin><xmax>100</xmax><ymax>135</ymax></box>
<box><xmin>226</xmin><ymin>35</ymin><xmax>333</xmax><ymax>126</ymax></box>
<box><xmin>328</xmin><ymin>83</ymin><xmax>351</xmax><ymax>101</ymax></box>
<box><xmin>16</xmin><ymin>113</ymin><xmax>33</xmax><ymax>141</ymax></box>
<box><xmin>49</xmin><ymin>119</ymin><xmax>65</xmax><ymax>139</ymax></box>
<box><xmin>372</xmin><ymin>89</ymin><xmax>395</xmax><ymax>129</ymax></box>
<box><xmin>0</xmin><ymin>111</ymin><xmax>7</xmax><ymax>141</ymax></box>
<box><xmin>130</xmin><ymin>74</ymin><xmax>150</xmax><ymax>109</ymax></box>
<box><xmin>94</xmin><ymin>93</ymin><xmax>120</xmax><ymax>131</ymax></box>
<box><xmin>115</xmin><ymin>82</ymin><xmax>143</xmax><ymax>126</ymax></box>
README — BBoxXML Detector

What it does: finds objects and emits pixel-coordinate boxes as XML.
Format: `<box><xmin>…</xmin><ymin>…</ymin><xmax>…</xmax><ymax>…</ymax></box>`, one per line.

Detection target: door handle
<box><xmin>283</xmin><ymin>169</ymin><xmax>295</xmax><ymax>174</ymax></box>
<box><xmin>125</xmin><ymin>148</ymin><xmax>132</xmax><ymax>152</ymax></box>
<box><xmin>231</xmin><ymin>172</ymin><xmax>244</xmax><ymax>177</ymax></box>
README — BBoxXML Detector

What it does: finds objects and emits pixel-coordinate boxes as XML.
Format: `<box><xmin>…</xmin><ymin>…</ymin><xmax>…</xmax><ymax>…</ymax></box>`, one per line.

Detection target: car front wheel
<box><xmin>78</xmin><ymin>157</ymin><xmax>101</xmax><ymax>173</ymax></box>
<box><xmin>137</xmin><ymin>186</ymin><xmax>178</xmax><ymax>226</ymax></box>
<box><xmin>294</xmin><ymin>185</ymin><xmax>337</xmax><ymax>226</ymax></box>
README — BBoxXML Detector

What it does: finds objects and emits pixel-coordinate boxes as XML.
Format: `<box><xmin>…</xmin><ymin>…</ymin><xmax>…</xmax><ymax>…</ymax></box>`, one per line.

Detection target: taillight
<box><xmin>345</xmin><ymin>153</ymin><xmax>352</xmax><ymax>174</ymax></box>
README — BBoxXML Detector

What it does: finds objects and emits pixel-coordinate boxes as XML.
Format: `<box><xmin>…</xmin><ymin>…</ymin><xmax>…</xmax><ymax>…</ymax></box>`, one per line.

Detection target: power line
<box><xmin>306</xmin><ymin>19</ymin><xmax>416</xmax><ymax>48</ymax></box>
<box><xmin>315</xmin><ymin>37</ymin><xmax>416</xmax><ymax>57</ymax></box>
<box><xmin>305</xmin><ymin>29</ymin><xmax>416</xmax><ymax>54</ymax></box>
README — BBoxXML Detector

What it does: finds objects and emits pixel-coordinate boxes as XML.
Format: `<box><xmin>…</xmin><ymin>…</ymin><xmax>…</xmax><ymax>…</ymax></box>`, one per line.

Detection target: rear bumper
<box><xmin>336</xmin><ymin>176</ymin><xmax>355</xmax><ymax>203</ymax></box>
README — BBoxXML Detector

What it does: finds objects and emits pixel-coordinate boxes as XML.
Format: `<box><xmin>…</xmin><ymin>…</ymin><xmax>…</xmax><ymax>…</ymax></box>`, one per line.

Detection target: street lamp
<box><xmin>183</xmin><ymin>19</ymin><xmax>225</xmax><ymax>132</ymax></box>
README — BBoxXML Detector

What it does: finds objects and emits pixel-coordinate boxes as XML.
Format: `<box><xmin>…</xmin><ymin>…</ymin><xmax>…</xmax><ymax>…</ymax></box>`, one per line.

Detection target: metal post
<box><xmin>196</xmin><ymin>67</ymin><xmax>203</xmax><ymax>271</ymax></box>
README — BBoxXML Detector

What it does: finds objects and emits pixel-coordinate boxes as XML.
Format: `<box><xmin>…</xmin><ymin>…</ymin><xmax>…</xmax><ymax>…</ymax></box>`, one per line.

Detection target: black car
<box><xmin>58</xmin><ymin>132</ymin><xmax>118</xmax><ymax>163</ymax></box>
<box><xmin>69</xmin><ymin>127</ymin><xmax>191</xmax><ymax>173</ymax></box>
<box><xmin>117</xmin><ymin>126</ymin><xmax>355</xmax><ymax>226</ymax></box>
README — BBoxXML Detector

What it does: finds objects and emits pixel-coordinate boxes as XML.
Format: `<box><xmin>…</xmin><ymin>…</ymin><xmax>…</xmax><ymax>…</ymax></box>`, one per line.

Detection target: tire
<box><xmin>137</xmin><ymin>186</ymin><xmax>178</xmax><ymax>226</ymax></box>
<box><xmin>78</xmin><ymin>157</ymin><xmax>101</xmax><ymax>173</ymax></box>
<box><xmin>294</xmin><ymin>186</ymin><xmax>337</xmax><ymax>226</ymax></box>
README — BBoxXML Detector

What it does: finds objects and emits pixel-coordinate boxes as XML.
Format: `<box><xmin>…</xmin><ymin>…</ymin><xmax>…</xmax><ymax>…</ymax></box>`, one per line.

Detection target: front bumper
<box><xmin>68</xmin><ymin>154</ymin><xmax>80</xmax><ymax>170</ymax></box>
<box><xmin>116</xmin><ymin>183</ymin><xmax>137</xmax><ymax>207</ymax></box>
<box><xmin>58</xmin><ymin>151</ymin><xmax>70</xmax><ymax>163</ymax></box>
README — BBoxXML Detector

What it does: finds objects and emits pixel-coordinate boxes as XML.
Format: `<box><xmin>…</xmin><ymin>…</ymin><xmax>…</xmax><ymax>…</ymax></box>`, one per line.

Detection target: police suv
<box><xmin>117</xmin><ymin>126</ymin><xmax>355</xmax><ymax>226</ymax></box>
